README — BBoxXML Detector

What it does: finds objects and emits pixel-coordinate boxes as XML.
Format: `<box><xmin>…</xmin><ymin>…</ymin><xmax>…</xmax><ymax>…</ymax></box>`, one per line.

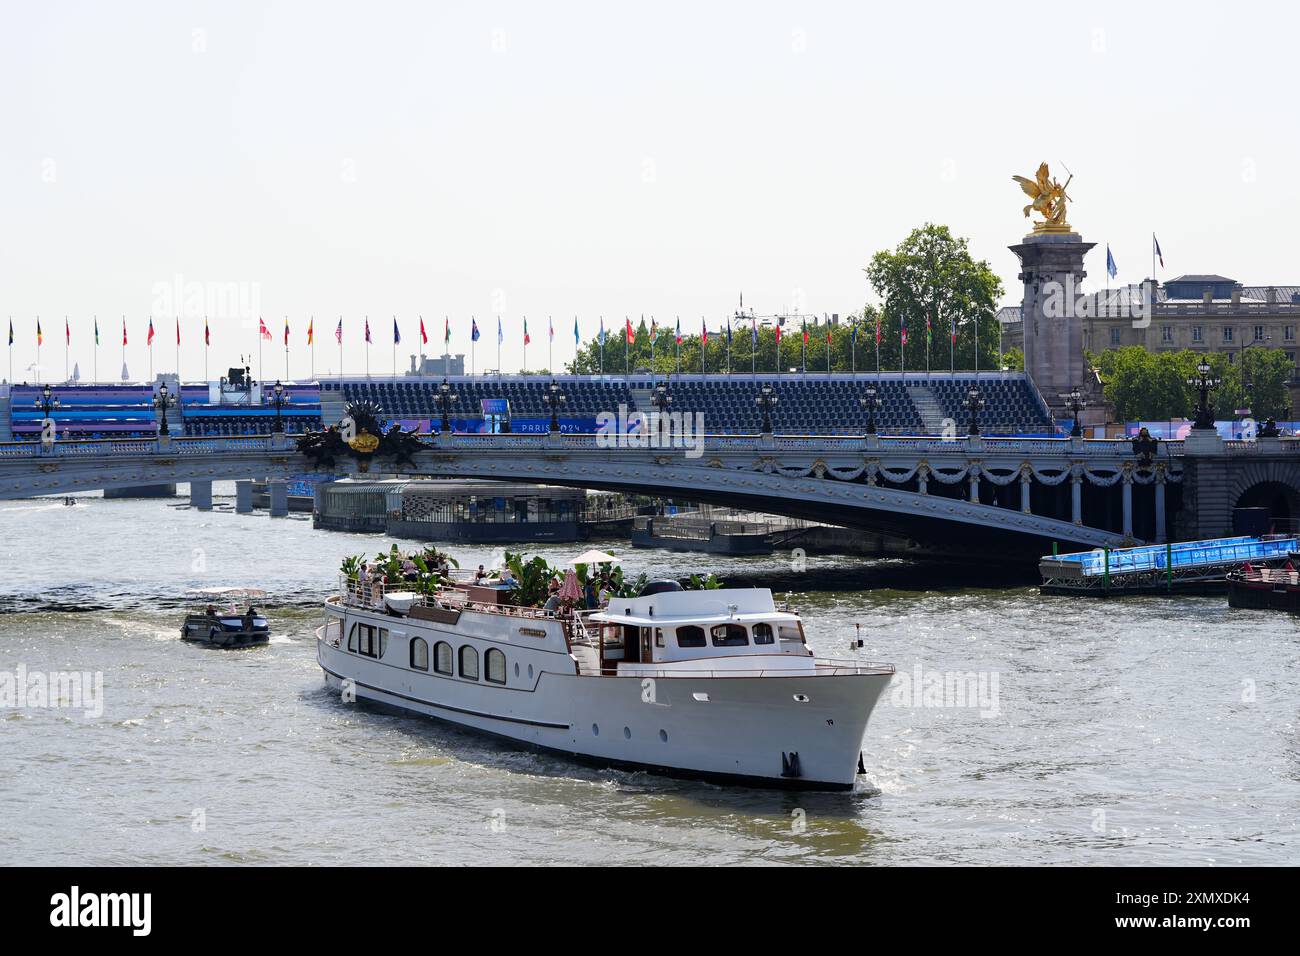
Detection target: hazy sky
<box><xmin>3</xmin><ymin>0</ymin><xmax>1297</xmax><ymax>381</ymax></box>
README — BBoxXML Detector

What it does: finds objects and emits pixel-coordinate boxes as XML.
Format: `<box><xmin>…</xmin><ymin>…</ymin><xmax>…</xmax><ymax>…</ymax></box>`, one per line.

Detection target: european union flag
<box><xmin>1106</xmin><ymin>244</ymin><xmax>1118</xmax><ymax>279</ymax></box>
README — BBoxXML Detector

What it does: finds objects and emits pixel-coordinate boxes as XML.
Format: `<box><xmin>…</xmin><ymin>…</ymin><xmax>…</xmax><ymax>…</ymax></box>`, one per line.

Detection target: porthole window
<box><xmin>410</xmin><ymin>637</ymin><xmax>429</xmax><ymax>671</ymax></box>
<box><xmin>514</xmin><ymin>662</ymin><xmax>520</xmax><ymax>678</ymax></box>
<box><xmin>485</xmin><ymin>648</ymin><xmax>507</xmax><ymax>685</ymax></box>
<box><xmin>623</xmin><ymin>726</ymin><xmax>631</xmax><ymax>739</ymax></box>
<box><xmin>434</xmin><ymin>641</ymin><xmax>453</xmax><ymax>675</ymax></box>
<box><xmin>659</xmin><ymin>729</ymin><xmax>668</xmax><ymax>743</ymax></box>
<box><xmin>459</xmin><ymin>645</ymin><xmax>480</xmax><ymax>681</ymax></box>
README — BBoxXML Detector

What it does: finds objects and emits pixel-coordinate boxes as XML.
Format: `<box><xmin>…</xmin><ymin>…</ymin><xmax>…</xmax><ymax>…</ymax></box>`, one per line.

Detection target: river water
<box><xmin>2</xmin><ymin>491</ymin><xmax>1298</xmax><ymax>866</ymax></box>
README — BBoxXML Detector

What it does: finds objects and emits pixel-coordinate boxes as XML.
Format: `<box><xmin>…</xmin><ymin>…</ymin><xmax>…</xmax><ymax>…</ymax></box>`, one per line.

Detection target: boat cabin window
<box><xmin>676</xmin><ymin>625</ymin><xmax>706</xmax><ymax>648</ymax></box>
<box><xmin>654</xmin><ymin>628</ymin><xmax>665</xmax><ymax>648</ymax></box>
<box><xmin>752</xmin><ymin>623</ymin><xmax>774</xmax><ymax>645</ymax></box>
<box><xmin>410</xmin><ymin>637</ymin><xmax>429</xmax><ymax>671</ymax></box>
<box><xmin>353</xmin><ymin>624</ymin><xmax>387</xmax><ymax>659</ymax></box>
<box><xmin>485</xmin><ymin>648</ymin><xmax>507</xmax><ymax>685</ymax></box>
<box><xmin>710</xmin><ymin>623</ymin><xmax>748</xmax><ymax>647</ymax></box>
<box><xmin>434</xmin><ymin>641</ymin><xmax>453</xmax><ymax>675</ymax></box>
<box><xmin>459</xmin><ymin>646</ymin><xmax>479</xmax><ymax>681</ymax></box>
<box><xmin>779</xmin><ymin>623</ymin><xmax>804</xmax><ymax>643</ymax></box>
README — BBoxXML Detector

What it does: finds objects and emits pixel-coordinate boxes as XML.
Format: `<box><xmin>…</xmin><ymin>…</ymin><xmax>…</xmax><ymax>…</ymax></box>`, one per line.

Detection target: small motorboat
<box><xmin>181</xmin><ymin>588</ymin><xmax>271</xmax><ymax>647</ymax></box>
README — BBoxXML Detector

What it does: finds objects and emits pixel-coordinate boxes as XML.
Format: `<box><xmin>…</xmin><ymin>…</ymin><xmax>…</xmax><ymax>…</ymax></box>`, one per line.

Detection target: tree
<box><xmin>1000</xmin><ymin>347</ymin><xmax>1024</xmax><ymax>372</ymax></box>
<box><xmin>1092</xmin><ymin>346</ymin><xmax>1292</xmax><ymax>422</ymax></box>
<box><xmin>864</xmin><ymin>223</ymin><xmax>1003</xmax><ymax>372</ymax></box>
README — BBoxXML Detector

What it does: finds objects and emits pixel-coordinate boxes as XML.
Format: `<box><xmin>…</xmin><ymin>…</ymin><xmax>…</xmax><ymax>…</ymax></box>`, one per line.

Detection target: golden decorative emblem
<box><xmin>347</xmin><ymin>429</ymin><xmax>380</xmax><ymax>454</ymax></box>
<box><xmin>1012</xmin><ymin>162</ymin><xmax>1073</xmax><ymax>233</ymax></box>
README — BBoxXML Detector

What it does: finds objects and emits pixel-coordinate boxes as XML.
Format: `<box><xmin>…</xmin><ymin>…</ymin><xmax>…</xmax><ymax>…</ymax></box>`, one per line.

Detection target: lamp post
<box><xmin>859</xmin><ymin>385</ymin><xmax>879</xmax><ymax>436</ymax></box>
<box><xmin>436</xmin><ymin>377</ymin><xmax>458</xmax><ymax>432</ymax></box>
<box><xmin>545</xmin><ymin>379</ymin><xmax>567</xmax><ymax>433</ymax></box>
<box><xmin>267</xmin><ymin>380</ymin><xmax>287</xmax><ymax>434</ymax></box>
<box><xmin>152</xmin><ymin>382</ymin><xmax>176</xmax><ymax>436</ymax></box>
<box><xmin>964</xmin><ymin>385</ymin><xmax>985</xmax><ymax>436</ymax></box>
<box><xmin>34</xmin><ymin>383</ymin><xmax>60</xmax><ymax>418</ymax></box>
<box><xmin>755</xmin><ymin>384</ymin><xmax>779</xmax><ymax>434</ymax></box>
<box><xmin>1187</xmin><ymin>359</ymin><xmax>1221</xmax><ymax>430</ymax></box>
<box><xmin>1060</xmin><ymin>386</ymin><xmax>1086</xmax><ymax>438</ymax></box>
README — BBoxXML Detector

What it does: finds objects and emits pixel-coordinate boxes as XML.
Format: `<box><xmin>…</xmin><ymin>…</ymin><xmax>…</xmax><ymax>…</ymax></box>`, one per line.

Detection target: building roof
<box><xmin>1167</xmin><ymin>274</ymin><xmax>1235</xmax><ymax>284</ymax></box>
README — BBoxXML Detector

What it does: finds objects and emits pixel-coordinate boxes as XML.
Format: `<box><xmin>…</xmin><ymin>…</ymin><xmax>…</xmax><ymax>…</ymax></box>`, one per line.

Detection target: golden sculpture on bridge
<box><xmin>1012</xmin><ymin>162</ymin><xmax>1073</xmax><ymax>233</ymax></box>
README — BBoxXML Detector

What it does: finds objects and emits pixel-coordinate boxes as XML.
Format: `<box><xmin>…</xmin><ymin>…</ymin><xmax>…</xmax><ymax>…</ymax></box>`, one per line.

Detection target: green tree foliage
<box><xmin>1093</xmin><ymin>346</ymin><xmax>1292</xmax><ymax>421</ymax></box>
<box><xmin>565</xmin><ymin>222</ymin><xmax>1004</xmax><ymax>375</ymax></box>
<box><xmin>864</xmin><ymin>223</ymin><xmax>1004</xmax><ymax>372</ymax></box>
<box><xmin>1000</xmin><ymin>347</ymin><xmax>1024</xmax><ymax>371</ymax></box>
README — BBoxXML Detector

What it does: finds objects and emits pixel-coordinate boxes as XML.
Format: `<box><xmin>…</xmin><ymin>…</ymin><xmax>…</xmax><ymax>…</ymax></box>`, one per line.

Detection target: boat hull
<box><xmin>316</xmin><ymin>634</ymin><xmax>887</xmax><ymax>791</ymax></box>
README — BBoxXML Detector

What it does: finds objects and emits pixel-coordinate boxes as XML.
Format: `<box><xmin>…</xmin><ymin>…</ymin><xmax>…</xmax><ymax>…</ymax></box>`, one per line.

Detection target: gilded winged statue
<box><xmin>1012</xmin><ymin>162</ymin><xmax>1072</xmax><ymax>230</ymax></box>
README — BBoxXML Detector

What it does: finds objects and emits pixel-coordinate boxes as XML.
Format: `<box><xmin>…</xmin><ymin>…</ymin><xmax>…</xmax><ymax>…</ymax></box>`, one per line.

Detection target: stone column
<box><xmin>1019</xmin><ymin>470</ymin><xmax>1031</xmax><ymax>514</ymax></box>
<box><xmin>268</xmin><ymin>480</ymin><xmax>289</xmax><ymax>518</ymax></box>
<box><xmin>1122</xmin><ymin>473</ymin><xmax>1134</xmax><ymax>538</ymax></box>
<box><xmin>1154</xmin><ymin>472</ymin><xmax>1167</xmax><ymax>544</ymax></box>
<box><xmin>1008</xmin><ymin>231</ymin><xmax>1096</xmax><ymax>418</ymax></box>
<box><xmin>1071</xmin><ymin>473</ymin><xmax>1082</xmax><ymax>525</ymax></box>
<box><xmin>235</xmin><ymin>480</ymin><xmax>254</xmax><ymax>514</ymax></box>
<box><xmin>190</xmin><ymin>479</ymin><xmax>213</xmax><ymax>511</ymax></box>
<box><xmin>968</xmin><ymin>471</ymin><xmax>980</xmax><ymax>504</ymax></box>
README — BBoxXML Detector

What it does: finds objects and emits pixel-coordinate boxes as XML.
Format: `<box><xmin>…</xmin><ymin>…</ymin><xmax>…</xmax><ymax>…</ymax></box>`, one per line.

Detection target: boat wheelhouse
<box><xmin>316</xmin><ymin>574</ymin><xmax>893</xmax><ymax>790</ymax></box>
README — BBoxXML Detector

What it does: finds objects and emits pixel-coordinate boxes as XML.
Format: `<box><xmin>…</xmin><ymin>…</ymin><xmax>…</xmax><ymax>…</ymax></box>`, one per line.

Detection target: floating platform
<box><xmin>1039</xmin><ymin>535</ymin><xmax>1298</xmax><ymax>596</ymax></box>
<box><xmin>1227</xmin><ymin>565</ymin><xmax>1300</xmax><ymax>612</ymax></box>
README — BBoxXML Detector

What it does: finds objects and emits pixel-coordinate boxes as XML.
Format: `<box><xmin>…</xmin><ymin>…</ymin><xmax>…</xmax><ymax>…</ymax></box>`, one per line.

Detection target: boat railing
<box><xmin>612</xmin><ymin>658</ymin><xmax>894</xmax><ymax>679</ymax></box>
<box><xmin>336</xmin><ymin>576</ymin><xmax>432</xmax><ymax>610</ymax></box>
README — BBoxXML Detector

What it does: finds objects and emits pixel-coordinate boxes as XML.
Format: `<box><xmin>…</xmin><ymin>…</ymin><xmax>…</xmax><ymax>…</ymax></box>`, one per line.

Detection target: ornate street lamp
<box><xmin>34</xmin><ymin>383</ymin><xmax>60</xmax><ymax>418</ymax></box>
<box><xmin>1186</xmin><ymin>359</ymin><xmax>1221</xmax><ymax>430</ymax></box>
<box><xmin>650</xmin><ymin>379</ymin><xmax>673</xmax><ymax>416</ymax></box>
<box><xmin>859</xmin><ymin>385</ymin><xmax>880</xmax><ymax>436</ymax></box>
<box><xmin>964</xmin><ymin>386</ymin><xmax>985</xmax><ymax>436</ymax></box>
<box><xmin>755</xmin><ymin>384</ymin><xmax>779</xmax><ymax>434</ymax></box>
<box><xmin>1060</xmin><ymin>386</ymin><xmax>1086</xmax><ymax>438</ymax></box>
<box><xmin>153</xmin><ymin>382</ymin><xmax>177</xmax><ymax>436</ymax></box>
<box><xmin>267</xmin><ymin>380</ymin><xmax>287</xmax><ymax>434</ymax></box>
<box><xmin>436</xmin><ymin>377</ymin><xmax>458</xmax><ymax>432</ymax></box>
<box><xmin>545</xmin><ymin>379</ymin><xmax>567</xmax><ymax>432</ymax></box>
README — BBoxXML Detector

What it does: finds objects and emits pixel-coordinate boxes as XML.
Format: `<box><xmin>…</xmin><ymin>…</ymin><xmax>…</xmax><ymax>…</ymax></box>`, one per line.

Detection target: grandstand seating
<box><xmin>8</xmin><ymin>384</ymin><xmax>158</xmax><ymax>440</ymax></box>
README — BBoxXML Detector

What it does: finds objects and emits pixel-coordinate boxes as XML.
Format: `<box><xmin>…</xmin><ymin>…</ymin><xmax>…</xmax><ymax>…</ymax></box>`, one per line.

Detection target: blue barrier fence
<box><xmin>1056</xmin><ymin>536</ymin><xmax>1298</xmax><ymax>576</ymax></box>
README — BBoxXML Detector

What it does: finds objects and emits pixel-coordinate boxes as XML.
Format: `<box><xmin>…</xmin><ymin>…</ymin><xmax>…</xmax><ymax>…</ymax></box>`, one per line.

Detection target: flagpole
<box><xmin>548</xmin><ymin>315</ymin><xmax>553</xmax><ymax>373</ymax></box>
<box><xmin>175</xmin><ymin>317</ymin><xmax>181</xmax><ymax>382</ymax></box>
<box><xmin>36</xmin><ymin>315</ymin><xmax>41</xmax><ymax>384</ymax></box>
<box><xmin>310</xmin><ymin>315</ymin><xmax>315</xmax><ymax>381</ymax></box>
<box><xmin>204</xmin><ymin>316</ymin><xmax>208</xmax><ymax>382</ymax></box>
<box><xmin>94</xmin><ymin>315</ymin><xmax>99</xmax><ymax>384</ymax></box>
<box><xmin>284</xmin><ymin>315</ymin><xmax>290</xmax><ymax>382</ymax></box>
<box><xmin>365</xmin><ymin>315</ymin><xmax>370</xmax><ymax>379</ymax></box>
<box><xmin>121</xmin><ymin>315</ymin><xmax>125</xmax><ymax>381</ymax></box>
<box><xmin>64</xmin><ymin>315</ymin><xmax>68</xmax><ymax>383</ymax></box>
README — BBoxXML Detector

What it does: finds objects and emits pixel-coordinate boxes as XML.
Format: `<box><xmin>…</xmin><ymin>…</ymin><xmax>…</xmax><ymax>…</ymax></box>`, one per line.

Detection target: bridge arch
<box><xmin>1228</xmin><ymin>462</ymin><xmax>1300</xmax><ymax>535</ymax></box>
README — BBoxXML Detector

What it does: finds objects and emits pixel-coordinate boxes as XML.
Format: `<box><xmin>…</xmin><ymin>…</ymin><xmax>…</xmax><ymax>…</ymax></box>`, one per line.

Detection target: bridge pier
<box><xmin>190</xmin><ymin>480</ymin><xmax>213</xmax><ymax>511</ymax></box>
<box><xmin>268</xmin><ymin>480</ymin><xmax>289</xmax><ymax>518</ymax></box>
<box><xmin>235</xmin><ymin>480</ymin><xmax>254</xmax><ymax>514</ymax></box>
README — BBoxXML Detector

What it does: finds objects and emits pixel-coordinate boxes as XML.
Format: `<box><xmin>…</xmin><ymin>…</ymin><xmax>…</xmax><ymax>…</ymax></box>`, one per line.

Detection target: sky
<box><xmin>3</xmin><ymin>0</ymin><xmax>1298</xmax><ymax>382</ymax></box>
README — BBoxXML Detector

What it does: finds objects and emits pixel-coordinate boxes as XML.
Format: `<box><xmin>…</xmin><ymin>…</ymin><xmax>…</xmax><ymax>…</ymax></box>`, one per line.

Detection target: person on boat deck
<box><xmin>474</xmin><ymin>564</ymin><xmax>488</xmax><ymax>584</ymax></box>
<box><xmin>243</xmin><ymin>606</ymin><xmax>257</xmax><ymax>630</ymax></box>
<box><xmin>597</xmin><ymin>578</ymin><xmax>612</xmax><ymax>607</ymax></box>
<box><xmin>542</xmin><ymin>580</ymin><xmax>561</xmax><ymax>613</ymax></box>
<box><xmin>583</xmin><ymin>577</ymin><xmax>597</xmax><ymax>609</ymax></box>
<box><xmin>205</xmin><ymin>604</ymin><xmax>216</xmax><ymax>617</ymax></box>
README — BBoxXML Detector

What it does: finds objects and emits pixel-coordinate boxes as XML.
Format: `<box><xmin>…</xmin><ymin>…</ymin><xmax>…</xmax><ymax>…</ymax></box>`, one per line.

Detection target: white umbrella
<box><xmin>569</xmin><ymin>549</ymin><xmax>618</xmax><ymax>566</ymax></box>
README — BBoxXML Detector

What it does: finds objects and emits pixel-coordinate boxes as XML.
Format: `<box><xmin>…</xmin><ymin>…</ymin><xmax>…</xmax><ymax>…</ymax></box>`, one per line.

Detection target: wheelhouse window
<box><xmin>752</xmin><ymin>623</ymin><xmax>775</xmax><ymax>645</ymax></box>
<box><xmin>410</xmin><ymin>637</ymin><xmax>429</xmax><ymax>671</ymax></box>
<box><xmin>459</xmin><ymin>645</ymin><xmax>480</xmax><ymax>680</ymax></box>
<box><xmin>676</xmin><ymin>625</ymin><xmax>706</xmax><ymax>648</ymax></box>
<box><xmin>485</xmin><ymin>648</ymin><xmax>507</xmax><ymax>684</ymax></box>
<box><xmin>352</xmin><ymin>624</ymin><xmax>385</xmax><ymax>659</ymax></box>
<box><xmin>710</xmin><ymin>623</ymin><xmax>748</xmax><ymax>647</ymax></box>
<box><xmin>434</xmin><ymin>641</ymin><xmax>453</xmax><ymax>675</ymax></box>
<box><xmin>778</xmin><ymin>624</ymin><xmax>804</xmax><ymax>643</ymax></box>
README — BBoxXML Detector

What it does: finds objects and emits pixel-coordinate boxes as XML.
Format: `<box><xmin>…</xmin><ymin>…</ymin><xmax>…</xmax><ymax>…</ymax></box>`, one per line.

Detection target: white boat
<box><xmin>315</xmin><ymin>576</ymin><xmax>893</xmax><ymax>790</ymax></box>
<box><xmin>182</xmin><ymin>588</ymin><xmax>271</xmax><ymax>647</ymax></box>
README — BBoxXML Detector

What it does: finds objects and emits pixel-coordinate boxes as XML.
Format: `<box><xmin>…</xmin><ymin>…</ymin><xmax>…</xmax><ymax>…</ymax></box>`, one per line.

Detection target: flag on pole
<box><xmin>523</xmin><ymin>317</ymin><xmax>531</xmax><ymax>346</ymax></box>
<box><xmin>802</xmin><ymin>319</ymin><xmax>809</xmax><ymax>346</ymax></box>
<box><xmin>258</xmin><ymin>317</ymin><xmax>271</xmax><ymax>340</ymax></box>
<box><xmin>875</xmin><ymin>310</ymin><xmax>881</xmax><ymax>345</ymax></box>
<box><xmin>94</xmin><ymin>317</ymin><xmax>100</xmax><ymax>346</ymax></box>
<box><xmin>444</xmin><ymin>317</ymin><xmax>450</xmax><ymax>345</ymax></box>
<box><xmin>702</xmin><ymin>319</ymin><xmax>709</xmax><ymax>345</ymax></box>
<box><xmin>364</xmin><ymin>318</ymin><xmax>372</xmax><ymax>344</ymax></box>
<box><xmin>36</xmin><ymin>318</ymin><xmax>43</xmax><ymax>346</ymax></box>
<box><xmin>598</xmin><ymin>317</ymin><xmax>605</xmax><ymax>345</ymax></box>
<box><xmin>1153</xmin><ymin>234</ymin><xmax>1164</xmax><ymax>269</ymax></box>
<box><xmin>901</xmin><ymin>313</ymin><xmax>907</xmax><ymax>347</ymax></box>
<box><xmin>751</xmin><ymin>316</ymin><xmax>757</xmax><ymax>346</ymax></box>
<box><xmin>392</xmin><ymin>318</ymin><xmax>401</xmax><ymax>344</ymax></box>
<box><xmin>650</xmin><ymin>317</ymin><xmax>658</xmax><ymax>343</ymax></box>
<box><xmin>625</xmin><ymin>316</ymin><xmax>634</xmax><ymax>344</ymax></box>
<box><xmin>8</xmin><ymin>320</ymin><xmax>12</xmax><ymax>346</ymax></box>
<box><xmin>335</xmin><ymin>318</ymin><xmax>343</xmax><ymax>343</ymax></box>
<box><xmin>1106</xmin><ymin>244</ymin><xmax>1118</xmax><ymax>279</ymax></box>
<box><xmin>926</xmin><ymin>312</ymin><xmax>932</xmax><ymax>347</ymax></box>
<box><xmin>205</xmin><ymin>318</ymin><xmax>211</xmax><ymax>346</ymax></box>
<box><xmin>675</xmin><ymin>318</ymin><xmax>682</xmax><ymax>345</ymax></box>
<box><xmin>472</xmin><ymin>318</ymin><xmax>480</xmax><ymax>342</ymax></box>
<box><xmin>176</xmin><ymin>317</ymin><xmax>181</xmax><ymax>345</ymax></box>
<box><xmin>726</xmin><ymin>318</ymin><xmax>731</xmax><ymax>346</ymax></box>
<box><xmin>418</xmin><ymin>316</ymin><xmax>427</xmax><ymax>345</ymax></box>
<box><xmin>122</xmin><ymin>319</ymin><xmax>128</xmax><ymax>346</ymax></box>
<box><xmin>573</xmin><ymin>316</ymin><xmax>579</xmax><ymax>345</ymax></box>
<box><xmin>65</xmin><ymin>317</ymin><xmax>70</xmax><ymax>345</ymax></box>
<box><xmin>548</xmin><ymin>316</ymin><xmax>554</xmax><ymax>341</ymax></box>
<box><xmin>284</xmin><ymin>317</ymin><xmax>290</xmax><ymax>345</ymax></box>
<box><xmin>497</xmin><ymin>316</ymin><xmax>503</xmax><ymax>345</ymax></box>
<box><xmin>307</xmin><ymin>318</ymin><xmax>313</xmax><ymax>345</ymax></box>
<box><xmin>147</xmin><ymin>318</ymin><xmax>155</xmax><ymax>345</ymax></box>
